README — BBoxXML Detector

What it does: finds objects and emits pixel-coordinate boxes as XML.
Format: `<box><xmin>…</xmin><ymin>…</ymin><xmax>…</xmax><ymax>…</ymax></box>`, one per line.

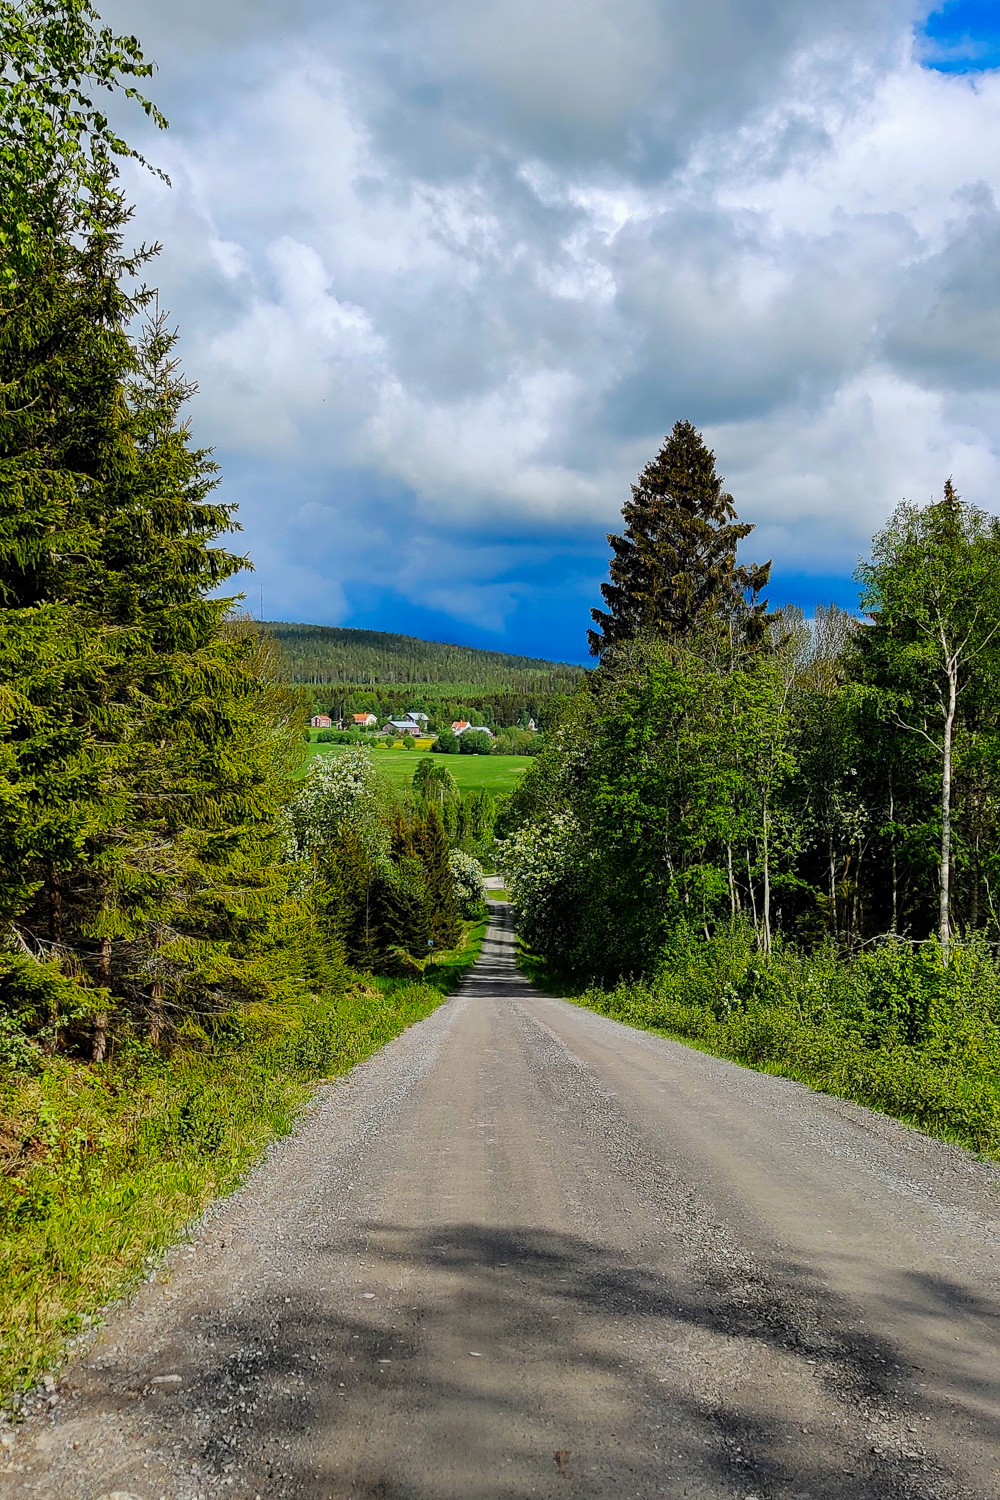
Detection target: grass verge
<box><xmin>0</xmin><ymin>918</ymin><xmax>486</xmax><ymax>1405</ymax></box>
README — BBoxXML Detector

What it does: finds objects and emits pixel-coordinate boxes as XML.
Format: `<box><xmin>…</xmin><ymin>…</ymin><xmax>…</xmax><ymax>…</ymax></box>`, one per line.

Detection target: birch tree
<box><xmin>856</xmin><ymin>485</ymin><xmax>1000</xmax><ymax>959</ymax></box>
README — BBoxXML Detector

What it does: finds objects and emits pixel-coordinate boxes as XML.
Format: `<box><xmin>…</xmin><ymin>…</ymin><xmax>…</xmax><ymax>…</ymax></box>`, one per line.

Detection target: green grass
<box><xmin>303</xmin><ymin>735</ymin><xmax>533</xmax><ymax>796</ymax></box>
<box><xmin>0</xmin><ymin>918</ymin><xmax>487</xmax><ymax>1405</ymax></box>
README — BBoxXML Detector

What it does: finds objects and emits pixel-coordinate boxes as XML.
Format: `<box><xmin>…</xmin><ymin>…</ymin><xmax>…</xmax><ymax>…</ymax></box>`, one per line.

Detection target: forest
<box><xmin>500</xmin><ymin>422</ymin><xmax>1000</xmax><ymax>1153</ymax></box>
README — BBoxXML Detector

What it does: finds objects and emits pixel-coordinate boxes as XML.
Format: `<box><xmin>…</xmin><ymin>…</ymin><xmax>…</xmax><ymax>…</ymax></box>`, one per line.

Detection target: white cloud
<box><xmin>100</xmin><ymin>0</ymin><xmax>1000</xmax><ymax>635</ymax></box>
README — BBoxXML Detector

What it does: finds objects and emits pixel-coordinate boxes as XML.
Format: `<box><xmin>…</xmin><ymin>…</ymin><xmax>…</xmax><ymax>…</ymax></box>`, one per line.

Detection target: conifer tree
<box><xmin>1</xmin><ymin>4</ymin><xmax>307</xmax><ymax>1052</ymax></box>
<box><xmin>588</xmin><ymin>420</ymin><xmax>771</xmax><ymax>657</ymax></box>
<box><xmin>418</xmin><ymin>805</ymin><xmax>460</xmax><ymax>950</ymax></box>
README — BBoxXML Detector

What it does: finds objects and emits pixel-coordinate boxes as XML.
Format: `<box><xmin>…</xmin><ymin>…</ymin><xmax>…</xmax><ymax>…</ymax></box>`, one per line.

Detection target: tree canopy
<box><xmin>589</xmin><ymin>420</ymin><xmax>771</xmax><ymax>658</ymax></box>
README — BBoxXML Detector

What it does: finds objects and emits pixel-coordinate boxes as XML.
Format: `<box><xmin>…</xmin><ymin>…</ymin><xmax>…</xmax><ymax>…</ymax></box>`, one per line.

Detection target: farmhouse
<box><xmin>351</xmin><ymin>713</ymin><xmax>378</xmax><ymax>727</ymax></box>
<box><xmin>404</xmin><ymin>711</ymin><xmax>429</xmax><ymax>725</ymax></box>
<box><xmin>383</xmin><ymin>719</ymin><xmax>421</xmax><ymax>736</ymax></box>
<box><xmin>451</xmin><ymin>720</ymin><xmax>494</xmax><ymax>738</ymax></box>
<box><xmin>310</xmin><ymin>714</ymin><xmax>332</xmax><ymax>729</ymax></box>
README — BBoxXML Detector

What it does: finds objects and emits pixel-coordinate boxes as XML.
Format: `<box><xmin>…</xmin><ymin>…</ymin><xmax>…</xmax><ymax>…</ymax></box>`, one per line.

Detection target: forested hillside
<box><xmin>263</xmin><ymin>622</ymin><xmax>585</xmax><ymax>728</ymax></box>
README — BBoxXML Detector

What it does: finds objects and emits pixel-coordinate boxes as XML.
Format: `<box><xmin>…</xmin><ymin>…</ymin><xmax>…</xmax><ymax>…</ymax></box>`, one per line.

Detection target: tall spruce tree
<box><xmin>1</xmin><ymin>1</ymin><xmax>308</xmax><ymax>1054</ymax></box>
<box><xmin>588</xmin><ymin>420</ymin><xmax>771</xmax><ymax>657</ymax></box>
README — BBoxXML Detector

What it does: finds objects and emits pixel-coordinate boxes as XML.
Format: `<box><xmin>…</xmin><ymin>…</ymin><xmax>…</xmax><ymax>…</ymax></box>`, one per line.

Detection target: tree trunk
<box><xmin>745</xmin><ymin>848</ymin><xmax>759</xmax><ymax>943</ymax></box>
<box><xmin>726</xmin><ymin>843</ymin><xmax>737</xmax><ymax>920</ymax></box>
<box><xmin>889</xmin><ymin>784</ymin><xmax>898</xmax><ymax>937</ymax></box>
<box><xmin>92</xmin><ymin>937</ymin><xmax>111</xmax><ymax>1063</ymax></box>
<box><xmin>148</xmin><ymin>925</ymin><xmax>166</xmax><ymax>1046</ymax></box>
<box><xmin>940</xmin><ymin>661</ymin><xmax>957</xmax><ymax>959</ymax></box>
<box><xmin>761</xmin><ymin>796</ymin><xmax>772</xmax><ymax>956</ymax></box>
<box><xmin>827</xmin><ymin>833</ymin><xmax>837</xmax><ymax>937</ymax></box>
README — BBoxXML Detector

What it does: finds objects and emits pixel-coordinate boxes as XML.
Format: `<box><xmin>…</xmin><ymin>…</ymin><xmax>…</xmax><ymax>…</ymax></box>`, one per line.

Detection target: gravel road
<box><xmin>6</xmin><ymin>902</ymin><xmax>1000</xmax><ymax>1500</ymax></box>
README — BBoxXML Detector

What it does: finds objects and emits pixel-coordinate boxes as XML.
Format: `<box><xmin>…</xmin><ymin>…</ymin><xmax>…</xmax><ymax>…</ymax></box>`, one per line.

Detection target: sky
<box><xmin>99</xmin><ymin>0</ymin><xmax>1000</xmax><ymax>663</ymax></box>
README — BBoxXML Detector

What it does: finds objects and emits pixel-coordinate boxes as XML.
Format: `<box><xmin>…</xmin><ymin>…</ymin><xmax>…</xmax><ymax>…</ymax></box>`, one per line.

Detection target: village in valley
<box><xmin>308</xmin><ymin>709</ymin><xmax>537</xmax><ymax>746</ymax></box>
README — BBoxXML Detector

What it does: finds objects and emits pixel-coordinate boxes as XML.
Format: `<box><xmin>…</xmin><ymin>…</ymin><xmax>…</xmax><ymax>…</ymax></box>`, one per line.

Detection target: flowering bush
<box><xmin>496</xmin><ymin>811</ymin><xmax>583</xmax><ymax>963</ymax></box>
<box><xmin>285</xmin><ymin>747</ymin><xmax>391</xmax><ymax>865</ymax></box>
<box><xmin>448</xmin><ymin>849</ymin><xmax>486</xmax><ymax>918</ymax></box>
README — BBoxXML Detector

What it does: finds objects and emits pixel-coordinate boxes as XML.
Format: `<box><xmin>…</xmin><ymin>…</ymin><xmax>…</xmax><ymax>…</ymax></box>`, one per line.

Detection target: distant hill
<box><xmin>260</xmin><ymin>622</ymin><xmax>586</xmax><ymax>730</ymax></box>
<box><xmin>260</xmin><ymin>623</ymin><xmax>584</xmax><ymax>690</ymax></box>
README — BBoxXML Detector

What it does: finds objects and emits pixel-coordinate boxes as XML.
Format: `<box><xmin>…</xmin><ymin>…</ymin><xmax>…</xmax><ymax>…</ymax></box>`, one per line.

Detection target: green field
<box><xmin>303</xmin><ymin>735</ymin><xmax>532</xmax><ymax>795</ymax></box>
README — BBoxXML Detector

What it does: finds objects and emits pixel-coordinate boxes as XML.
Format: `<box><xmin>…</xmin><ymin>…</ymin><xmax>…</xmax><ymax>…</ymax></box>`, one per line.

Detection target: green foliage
<box><xmin>854</xmin><ymin>484</ymin><xmax>1000</xmax><ymax>951</ymax></box>
<box><xmin>0</xmin><ymin>0</ymin><xmax>166</xmax><ymax>284</ymax></box>
<box><xmin>418</xmin><ymin>805</ymin><xmax>461</xmax><ymax>950</ymax></box>
<box><xmin>287</xmin><ymin>748</ymin><xmax>468</xmax><ymax>972</ymax></box>
<box><xmin>492</xmin><ymin>728</ymin><xmax>542</xmax><ymax>755</ymax></box>
<box><xmin>432</xmin><ymin>727</ymin><xmax>459</xmax><ymax>753</ymax></box>
<box><xmin>0</xmin><ymin>5</ymin><xmax>316</xmax><ymax>1057</ymax></box>
<box><xmin>459</xmin><ymin>728</ymin><xmax>492</xmax><ymax>755</ymax></box>
<box><xmin>588</xmin><ymin>419</ymin><xmax>771</xmax><ymax>658</ymax></box>
<box><xmin>412</xmin><ymin>755</ymin><xmax>458</xmax><ymax>804</ymax></box>
<box><xmin>448</xmin><ymin>849</ymin><xmax>487</xmax><ymax>918</ymax></box>
<box><xmin>500</xmin><ymin>631</ymin><xmax>800</xmax><ymax>977</ymax></box>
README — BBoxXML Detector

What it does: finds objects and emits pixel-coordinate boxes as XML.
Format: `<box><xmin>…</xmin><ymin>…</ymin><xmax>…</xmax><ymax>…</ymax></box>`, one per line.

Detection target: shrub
<box><xmin>449</xmin><ymin>850</ymin><xmax>487</xmax><ymax>918</ymax></box>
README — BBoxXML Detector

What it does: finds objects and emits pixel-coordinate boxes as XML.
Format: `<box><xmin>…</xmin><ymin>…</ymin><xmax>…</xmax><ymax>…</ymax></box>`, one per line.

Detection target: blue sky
<box><xmin>102</xmin><ymin>0</ymin><xmax>1000</xmax><ymax>664</ymax></box>
<box><xmin>922</xmin><ymin>1</ymin><xmax>1000</xmax><ymax>72</ymax></box>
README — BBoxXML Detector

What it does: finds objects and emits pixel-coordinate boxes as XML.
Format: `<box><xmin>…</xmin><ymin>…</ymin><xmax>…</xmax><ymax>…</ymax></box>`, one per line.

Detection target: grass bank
<box><xmin>519</xmin><ymin>924</ymin><xmax>1000</xmax><ymax>1160</ymax></box>
<box><xmin>0</xmin><ymin>918</ymin><xmax>487</xmax><ymax>1405</ymax></box>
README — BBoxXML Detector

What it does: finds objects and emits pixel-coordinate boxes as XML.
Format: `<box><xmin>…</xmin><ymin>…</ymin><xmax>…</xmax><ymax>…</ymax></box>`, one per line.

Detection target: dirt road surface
<box><xmin>6</xmin><ymin>903</ymin><xmax>1000</xmax><ymax>1499</ymax></box>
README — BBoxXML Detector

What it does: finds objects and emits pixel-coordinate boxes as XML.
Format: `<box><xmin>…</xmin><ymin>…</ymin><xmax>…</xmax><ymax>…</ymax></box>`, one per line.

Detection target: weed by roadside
<box><xmin>0</xmin><ymin>920</ymin><xmax>486</xmax><ymax>1406</ymax></box>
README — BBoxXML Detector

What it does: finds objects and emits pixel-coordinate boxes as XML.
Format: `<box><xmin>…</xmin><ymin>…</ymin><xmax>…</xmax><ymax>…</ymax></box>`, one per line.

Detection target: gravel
<box><xmin>4</xmin><ymin>902</ymin><xmax>1000</xmax><ymax>1499</ymax></box>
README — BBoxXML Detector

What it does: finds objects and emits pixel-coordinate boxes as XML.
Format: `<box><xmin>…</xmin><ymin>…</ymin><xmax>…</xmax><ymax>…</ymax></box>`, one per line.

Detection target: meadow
<box><xmin>304</xmin><ymin>734</ymin><xmax>532</xmax><ymax>795</ymax></box>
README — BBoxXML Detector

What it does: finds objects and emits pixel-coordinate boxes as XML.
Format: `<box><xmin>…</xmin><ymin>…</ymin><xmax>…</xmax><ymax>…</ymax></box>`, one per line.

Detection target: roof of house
<box><xmin>452</xmin><ymin>720</ymin><xmax>471</xmax><ymax>732</ymax></box>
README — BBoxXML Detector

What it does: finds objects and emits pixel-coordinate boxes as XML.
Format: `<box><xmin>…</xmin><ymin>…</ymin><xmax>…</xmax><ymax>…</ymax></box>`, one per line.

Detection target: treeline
<box><xmin>0</xmin><ymin>2</ymin><xmax>491</xmax><ymax>1398</ymax></box>
<box><xmin>501</xmin><ymin>421</ymin><xmax>1000</xmax><ymax>1151</ymax></box>
<box><xmin>0</xmin><ymin>10</ymin><xmax>312</xmax><ymax>1059</ymax></box>
<box><xmin>264</xmin><ymin>622</ymin><xmax>584</xmax><ymax>692</ymax></box>
<box><xmin>503</xmin><ymin>423</ymin><xmax>1000</xmax><ymax>972</ymax></box>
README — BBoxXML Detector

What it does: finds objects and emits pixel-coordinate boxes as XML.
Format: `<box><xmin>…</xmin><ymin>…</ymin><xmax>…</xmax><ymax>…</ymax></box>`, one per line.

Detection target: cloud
<box><xmin>93</xmin><ymin>0</ymin><xmax>1000</xmax><ymax>648</ymax></box>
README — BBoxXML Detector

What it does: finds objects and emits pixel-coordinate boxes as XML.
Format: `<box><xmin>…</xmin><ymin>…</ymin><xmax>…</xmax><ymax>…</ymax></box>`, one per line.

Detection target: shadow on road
<box><xmin>152</xmin><ymin>1219</ymin><xmax>994</xmax><ymax>1499</ymax></box>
